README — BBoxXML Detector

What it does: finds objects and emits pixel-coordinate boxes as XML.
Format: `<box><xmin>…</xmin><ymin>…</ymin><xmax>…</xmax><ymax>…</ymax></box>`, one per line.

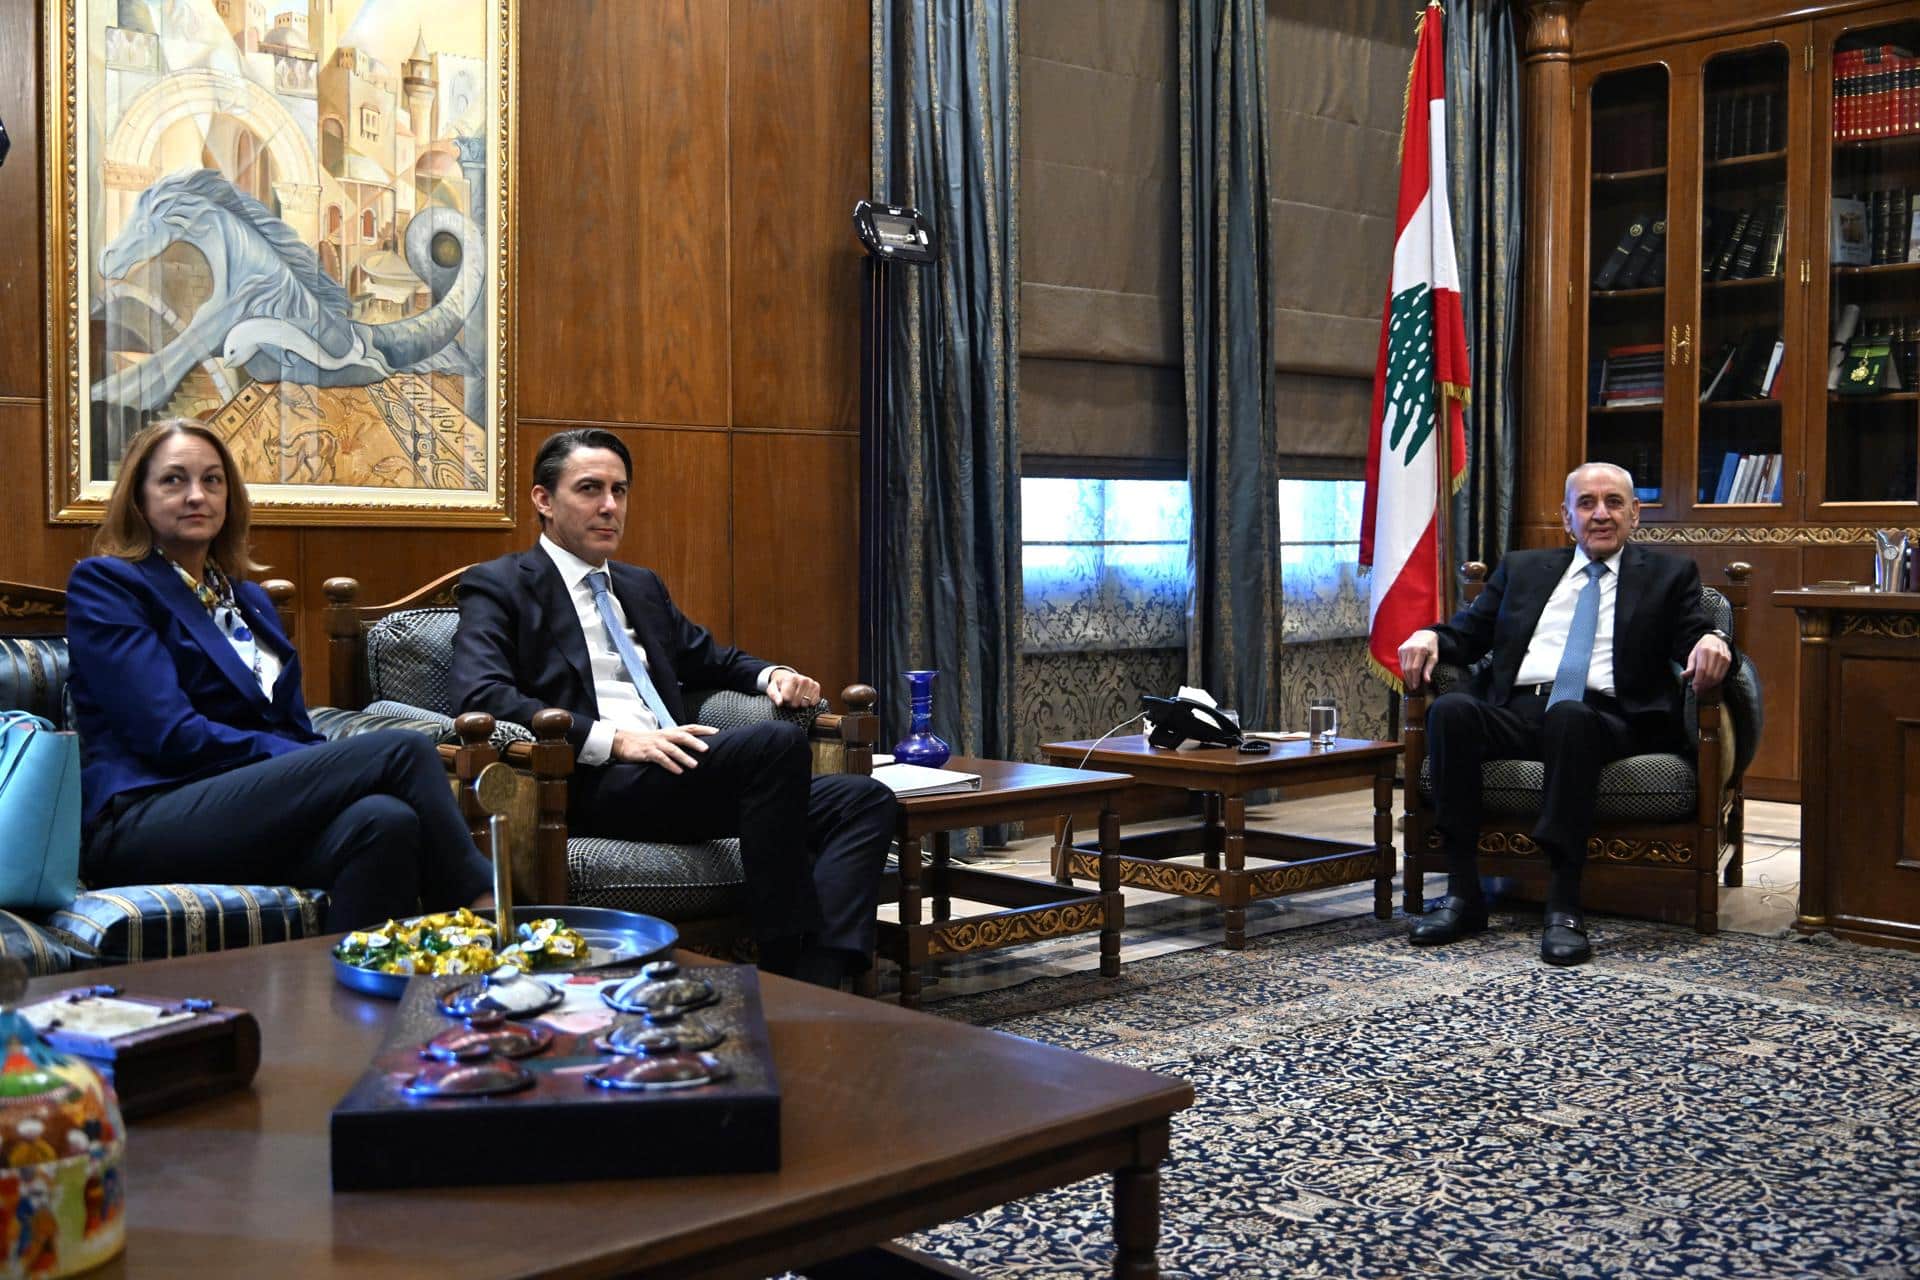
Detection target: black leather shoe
<box><xmin>1408</xmin><ymin>895</ymin><xmax>1489</xmax><ymax>946</ymax></box>
<box><xmin>1541</xmin><ymin>911</ymin><xmax>1592</xmax><ymax>966</ymax></box>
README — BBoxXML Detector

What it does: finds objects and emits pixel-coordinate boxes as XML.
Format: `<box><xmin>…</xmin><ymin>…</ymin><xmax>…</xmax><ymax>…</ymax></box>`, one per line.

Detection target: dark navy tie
<box><xmin>585</xmin><ymin>571</ymin><xmax>677</xmax><ymax>728</ymax></box>
<box><xmin>1548</xmin><ymin>561</ymin><xmax>1607</xmax><ymax>708</ymax></box>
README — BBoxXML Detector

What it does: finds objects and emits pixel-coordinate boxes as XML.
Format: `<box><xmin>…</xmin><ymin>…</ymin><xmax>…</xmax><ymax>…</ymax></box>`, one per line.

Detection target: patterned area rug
<box><xmin>904</xmin><ymin>912</ymin><xmax>1920</xmax><ymax>1279</ymax></box>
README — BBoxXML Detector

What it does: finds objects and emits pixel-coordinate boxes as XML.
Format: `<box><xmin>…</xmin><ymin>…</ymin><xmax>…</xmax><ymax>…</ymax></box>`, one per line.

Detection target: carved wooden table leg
<box><xmin>931</xmin><ymin>830</ymin><xmax>953</xmax><ymax>923</ymax></box>
<box><xmin>1112</xmin><ymin>1120</ymin><xmax>1170</xmax><ymax>1280</ymax></box>
<box><xmin>1099</xmin><ymin>805</ymin><xmax>1122</xmax><ymax>978</ymax></box>
<box><xmin>1374</xmin><ymin>759</ymin><xmax>1394</xmax><ymax>920</ymax></box>
<box><xmin>898</xmin><ymin>833</ymin><xmax>925</xmax><ymax>1010</ymax></box>
<box><xmin>1222</xmin><ymin>793</ymin><xmax>1247</xmax><ymax>949</ymax></box>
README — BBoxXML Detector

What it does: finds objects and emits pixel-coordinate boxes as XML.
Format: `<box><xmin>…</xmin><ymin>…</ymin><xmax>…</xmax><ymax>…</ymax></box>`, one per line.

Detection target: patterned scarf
<box><xmin>163</xmin><ymin>555</ymin><xmax>263</xmax><ymax>681</ymax></box>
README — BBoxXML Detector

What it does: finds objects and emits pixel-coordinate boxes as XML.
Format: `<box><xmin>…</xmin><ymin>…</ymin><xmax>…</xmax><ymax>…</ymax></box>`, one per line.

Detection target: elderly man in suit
<box><xmin>450</xmin><ymin>429</ymin><xmax>895</xmax><ymax>988</ymax></box>
<box><xmin>1397</xmin><ymin>462</ymin><xmax>1733</xmax><ymax>965</ymax></box>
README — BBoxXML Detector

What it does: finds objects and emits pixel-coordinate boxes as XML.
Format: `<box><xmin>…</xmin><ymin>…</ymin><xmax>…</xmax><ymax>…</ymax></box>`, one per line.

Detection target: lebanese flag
<box><xmin>1361</xmin><ymin>0</ymin><xmax>1470</xmax><ymax>691</ymax></box>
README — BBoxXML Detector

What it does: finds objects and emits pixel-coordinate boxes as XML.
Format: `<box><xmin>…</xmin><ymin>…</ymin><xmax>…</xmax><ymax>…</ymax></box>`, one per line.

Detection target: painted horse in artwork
<box><xmin>92</xmin><ymin>168</ymin><xmax>484</xmax><ymax>411</ymax></box>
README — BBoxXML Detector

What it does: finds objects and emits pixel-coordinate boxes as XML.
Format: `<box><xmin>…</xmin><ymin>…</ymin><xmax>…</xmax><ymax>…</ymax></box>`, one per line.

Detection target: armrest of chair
<box><xmin>449</xmin><ymin>709</ymin><xmax>575</xmax><ymax>906</ymax></box>
<box><xmin>811</xmin><ymin>684</ymin><xmax>877</xmax><ymax>777</ymax></box>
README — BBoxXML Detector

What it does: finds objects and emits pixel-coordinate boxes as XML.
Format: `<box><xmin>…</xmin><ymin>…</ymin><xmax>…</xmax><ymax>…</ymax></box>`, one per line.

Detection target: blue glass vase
<box><xmin>893</xmin><ymin>669</ymin><xmax>951</xmax><ymax>767</ymax></box>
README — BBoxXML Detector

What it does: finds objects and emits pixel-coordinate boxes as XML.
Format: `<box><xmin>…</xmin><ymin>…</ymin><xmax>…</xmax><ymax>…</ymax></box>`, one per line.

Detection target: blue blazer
<box><xmin>66</xmin><ymin>553</ymin><xmax>320</xmax><ymax>827</ymax></box>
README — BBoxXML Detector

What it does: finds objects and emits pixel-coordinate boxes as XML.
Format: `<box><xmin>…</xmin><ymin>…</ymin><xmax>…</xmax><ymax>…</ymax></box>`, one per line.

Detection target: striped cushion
<box><xmin>0</xmin><ymin>908</ymin><xmax>74</xmax><ymax>976</ymax></box>
<box><xmin>46</xmin><ymin>885</ymin><xmax>331</xmax><ymax>965</ymax></box>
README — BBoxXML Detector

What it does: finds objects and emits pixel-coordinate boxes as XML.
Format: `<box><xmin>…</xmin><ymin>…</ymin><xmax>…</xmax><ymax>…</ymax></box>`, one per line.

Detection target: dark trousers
<box><xmin>568</xmin><ymin>720</ymin><xmax>896</xmax><ymax>963</ymax></box>
<box><xmin>1427</xmin><ymin>689</ymin><xmax>1641</xmax><ymax>903</ymax></box>
<box><xmin>84</xmin><ymin>730</ymin><xmax>494</xmax><ymax>932</ymax></box>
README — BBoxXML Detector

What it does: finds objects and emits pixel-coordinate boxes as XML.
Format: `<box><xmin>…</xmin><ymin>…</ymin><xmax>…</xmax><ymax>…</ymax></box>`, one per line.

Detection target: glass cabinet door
<box><xmin>1694</xmin><ymin>43</ymin><xmax>1794</xmax><ymax>513</ymax></box>
<box><xmin>1583</xmin><ymin>64</ymin><xmax>1672</xmax><ymax>509</ymax></box>
<box><xmin>1814</xmin><ymin>10</ymin><xmax>1920</xmax><ymax>516</ymax></box>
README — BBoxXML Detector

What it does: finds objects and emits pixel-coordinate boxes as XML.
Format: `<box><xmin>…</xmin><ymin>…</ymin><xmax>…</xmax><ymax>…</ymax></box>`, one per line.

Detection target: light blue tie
<box><xmin>585</xmin><ymin>571</ymin><xmax>678</xmax><ymax>728</ymax></box>
<box><xmin>1548</xmin><ymin>561</ymin><xmax>1606</xmax><ymax>708</ymax></box>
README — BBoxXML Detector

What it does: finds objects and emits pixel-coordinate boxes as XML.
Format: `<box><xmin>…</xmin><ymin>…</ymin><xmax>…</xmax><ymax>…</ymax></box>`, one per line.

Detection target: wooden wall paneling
<box><xmin>589</xmin><ymin>424</ymin><xmax>734</xmax><ymax>638</ymax></box>
<box><xmin>0</xmin><ymin>402</ymin><xmax>91</xmax><ymax>589</ymax></box>
<box><xmin>0</xmin><ymin>0</ymin><xmax>40</xmax><ymax>398</ymax></box>
<box><xmin>730</xmin><ymin>430</ymin><xmax>859</xmax><ymax>701</ymax></box>
<box><xmin>517</xmin><ymin>0</ymin><xmax>731</xmax><ymax>427</ymax></box>
<box><xmin>728</xmin><ymin>0</ymin><xmax>867</xmax><ymax>431</ymax></box>
<box><xmin>1670</xmin><ymin>542</ymin><xmax>1801</xmax><ymax>801</ymax></box>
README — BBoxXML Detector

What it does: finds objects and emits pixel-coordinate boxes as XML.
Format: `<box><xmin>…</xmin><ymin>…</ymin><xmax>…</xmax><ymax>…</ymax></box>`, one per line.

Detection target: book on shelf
<box><xmin>1729</xmin><ymin>454</ymin><xmax>1760</xmax><ymax>503</ymax></box>
<box><xmin>1771</xmin><ymin>460</ymin><xmax>1785</xmax><ymax>504</ymax></box>
<box><xmin>870</xmin><ymin>762</ymin><xmax>984</xmax><ymax>798</ymax></box>
<box><xmin>1760</xmin><ymin>340</ymin><xmax>1786</xmax><ymax>397</ymax></box>
<box><xmin>1616</xmin><ymin>218</ymin><xmax>1667</xmax><ymax>289</ymax></box>
<box><xmin>1763</xmin><ymin>202</ymin><xmax>1788</xmax><ymax>277</ymax></box>
<box><xmin>1593</xmin><ymin>212</ymin><xmax>1654</xmax><ymax>290</ymax></box>
<box><xmin>1909</xmin><ymin>208</ymin><xmax>1920</xmax><ymax>263</ymax></box>
<box><xmin>1700</xmin><ymin>341</ymin><xmax>1740</xmax><ymax>402</ymax></box>
<box><xmin>1870</xmin><ymin>190</ymin><xmax>1895</xmax><ymax>264</ymax></box>
<box><xmin>1723</xmin><ymin>329</ymin><xmax>1780</xmax><ymax>400</ymax></box>
<box><xmin>1712</xmin><ymin>208</ymin><xmax>1753</xmax><ymax>280</ymax></box>
<box><xmin>1832</xmin><ymin>196</ymin><xmax>1871</xmax><ymax>266</ymax></box>
<box><xmin>1729</xmin><ymin>205</ymin><xmax>1771</xmax><ymax>279</ymax></box>
<box><xmin>1894</xmin><ymin>190</ymin><xmax>1914</xmax><ymax>263</ymax></box>
<box><xmin>1712</xmin><ymin>452</ymin><xmax>1740</xmax><ymax>504</ymax></box>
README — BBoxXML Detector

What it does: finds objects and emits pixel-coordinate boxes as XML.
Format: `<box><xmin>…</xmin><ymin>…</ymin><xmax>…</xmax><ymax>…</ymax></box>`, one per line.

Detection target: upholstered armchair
<box><xmin>323</xmin><ymin>571</ymin><xmax>879</xmax><ymax>948</ymax></box>
<box><xmin>0</xmin><ymin>579</ymin><xmax>329</xmax><ymax>975</ymax></box>
<box><xmin>1401</xmin><ymin>561</ymin><xmax>1764</xmax><ymax>935</ymax></box>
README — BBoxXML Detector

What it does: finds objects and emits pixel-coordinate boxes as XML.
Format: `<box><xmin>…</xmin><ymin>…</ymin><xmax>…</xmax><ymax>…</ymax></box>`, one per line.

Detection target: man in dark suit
<box><xmin>1397</xmin><ymin>462</ymin><xmax>1733</xmax><ymax>965</ymax></box>
<box><xmin>450</xmin><ymin>429</ymin><xmax>895</xmax><ymax>988</ymax></box>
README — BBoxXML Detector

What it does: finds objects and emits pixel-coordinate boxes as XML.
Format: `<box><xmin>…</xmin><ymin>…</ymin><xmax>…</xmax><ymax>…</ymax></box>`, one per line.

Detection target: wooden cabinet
<box><xmin>1775</xmin><ymin>587</ymin><xmax>1920</xmax><ymax>950</ymax></box>
<box><xmin>1521</xmin><ymin>0</ymin><xmax>1920</xmax><ymax>801</ymax></box>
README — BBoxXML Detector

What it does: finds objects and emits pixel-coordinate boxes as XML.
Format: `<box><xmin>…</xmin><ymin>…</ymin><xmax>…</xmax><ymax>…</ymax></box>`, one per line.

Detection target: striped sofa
<box><xmin>0</xmin><ymin>580</ymin><xmax>351</xmax><ymax>974</ymax></box>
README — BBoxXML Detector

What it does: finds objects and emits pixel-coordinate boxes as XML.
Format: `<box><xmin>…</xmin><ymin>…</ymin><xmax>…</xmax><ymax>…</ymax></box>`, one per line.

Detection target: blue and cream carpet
<box><xmin>905</xmin><ymin>912</ymin><xmax>1920</xmax><ymax>1279</ymax></box>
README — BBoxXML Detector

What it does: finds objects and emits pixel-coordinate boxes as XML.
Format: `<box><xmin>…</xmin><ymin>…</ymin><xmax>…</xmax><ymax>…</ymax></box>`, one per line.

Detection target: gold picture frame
<box><xmin>45</xmin><ymin>0</ymin><xmax>516</xmax><ymax>526</ymax></box>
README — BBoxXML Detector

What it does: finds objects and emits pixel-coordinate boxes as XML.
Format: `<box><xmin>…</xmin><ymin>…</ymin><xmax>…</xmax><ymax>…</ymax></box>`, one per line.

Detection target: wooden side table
<box><xmin>878</xmin><ymin>757</ymin><xmax>1135</xmax><ymax>1009</ymax></box>
<box><xmin>1040</xmin><ymin>735</ymin><xmax>1401</xmax><ymax>948</ymax></box>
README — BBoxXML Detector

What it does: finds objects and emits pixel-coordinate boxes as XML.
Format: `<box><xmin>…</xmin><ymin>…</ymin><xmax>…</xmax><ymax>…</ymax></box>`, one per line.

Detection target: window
<box><xmin>1021</xmin><ymin>478</ymin><xmax>1190</xmax><ymax>653</ymax></box>
<box><xmin>1278</xmin><ymin>478</ymin><xmax>1368</xmax><ymax>643</ymax></box>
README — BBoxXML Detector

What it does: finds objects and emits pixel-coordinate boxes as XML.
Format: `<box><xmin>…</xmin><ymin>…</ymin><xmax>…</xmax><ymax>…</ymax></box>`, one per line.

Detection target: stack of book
<box><xmin>1834</xmin><ymin>191</ymin><xmax>1919</xmax><ymax>264</ymax></box>
<box><xmin>1701</xmin><ymin>329</ymin><xmax>1786</xmax><ymax>403</ymax></box>
<box><xmin>1705</xmin><ymin>88</ymin><xmax>1782</xmax><ymax>159</ymax></box>
<box><xmin>1592</xmin><ymin>342</ymin><xmax>1665</xmax><ymax>408</ymax></box>
<box><xmin>1707</xmin><ymin>452</ymin><xmax>1786</xmax><ymax>504</ymax></box>
<box><xmin>1835</xmin><ymin>44</ymin><xmax>1918</xmax><ymax>140</ymax></box>
<box><xmin>1592</xmin><ymin>212</ymin><xmax>1666</xmax><ymax>290</ymax></box>
<box><xmin>1702</xmin><ymin>202</ymin><xmax>1788</xmax><ymax>280</ymax></box>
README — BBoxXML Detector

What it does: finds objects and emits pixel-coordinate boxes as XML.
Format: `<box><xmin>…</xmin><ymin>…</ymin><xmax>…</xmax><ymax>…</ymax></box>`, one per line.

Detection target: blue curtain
<box><xmin>871</xmin><ymin>0</ymin><xmax>1022</xmax><ymax>764</ymax></box>
<box><xmin>1445</xmin><ymin>0</ymin><xmax>1523</xmax><ymax>567</ymax></box>
<box><xmin>1180</xmin><ymin>0</ymin><xmax>1276</xmax><ymax>724</ymax></box>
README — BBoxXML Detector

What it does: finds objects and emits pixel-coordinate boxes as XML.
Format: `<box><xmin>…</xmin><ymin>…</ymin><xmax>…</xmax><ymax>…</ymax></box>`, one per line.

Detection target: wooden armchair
<box><xmin>1401</xmin><ymin>561</ymin><xmax>1763</xmax><ymax>935</ymax></box>
<box><xmin>324</xmin><ymin>570</ymin><xmax>879</xmax><ymax>948</ymax></box>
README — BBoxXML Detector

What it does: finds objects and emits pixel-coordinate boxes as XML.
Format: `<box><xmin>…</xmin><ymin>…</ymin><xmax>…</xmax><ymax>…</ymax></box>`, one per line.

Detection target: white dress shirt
<box><xmin>539</xmin><ymin>534</ymin><xmax>776</xmax><ymax>766</ymax></box>
<box><xmin>1513</xmin><ymin>545</ymin><xmax>1624</xmax><ymax>696</ymax></box>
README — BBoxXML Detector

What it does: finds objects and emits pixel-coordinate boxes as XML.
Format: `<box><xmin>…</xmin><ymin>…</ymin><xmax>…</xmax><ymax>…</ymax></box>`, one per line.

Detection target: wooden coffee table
<box><xmin>880</xmin><ymin>756</ymin><xmax>1134</xmax><ymax>1009</ymax></box>
<box><xmin>33</xmin><ymin>937</ymin><xmax>1191</xmax><ymax>1279</ymax></box>
<box><xmin>1040</xmin><ymin>734</ymin><xmax>1402</xmax><ymax>948</ymax></box>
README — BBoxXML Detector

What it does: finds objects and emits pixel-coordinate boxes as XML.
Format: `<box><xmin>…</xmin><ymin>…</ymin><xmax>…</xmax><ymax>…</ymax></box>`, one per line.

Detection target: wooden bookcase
<box><xmin>1520</xmin><ymin>0</ymin><xmax>1920</xmax><ymax>802</ymax></box>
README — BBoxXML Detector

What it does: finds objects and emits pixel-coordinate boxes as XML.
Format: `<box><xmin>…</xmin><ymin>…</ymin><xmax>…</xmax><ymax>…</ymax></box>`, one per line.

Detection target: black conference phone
<box><xmin>1140</xmin><ymin>695</ymin><xmax>1270</xmax><ymax>753</ymax></box>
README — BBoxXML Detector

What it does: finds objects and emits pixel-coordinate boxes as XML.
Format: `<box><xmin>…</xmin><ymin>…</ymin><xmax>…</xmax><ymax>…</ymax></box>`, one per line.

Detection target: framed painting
<box><xmin>45</xmin><ymin>0</ymin><xmax>516</xmax><ymax>526</ymax></box>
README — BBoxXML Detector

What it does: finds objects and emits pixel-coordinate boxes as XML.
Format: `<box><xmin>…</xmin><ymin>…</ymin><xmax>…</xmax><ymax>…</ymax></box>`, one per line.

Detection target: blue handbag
<box><xmin>0</xmin><ymin>711</ymin><xmax>81</xmax><ymax>912</ymax></box>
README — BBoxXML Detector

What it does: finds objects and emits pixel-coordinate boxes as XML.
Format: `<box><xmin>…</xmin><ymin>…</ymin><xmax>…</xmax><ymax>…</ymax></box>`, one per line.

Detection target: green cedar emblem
<box><xmin>1383</xmin><ymin>282</ymin><xmax>1436</xmax><ymax>465</ymax></box>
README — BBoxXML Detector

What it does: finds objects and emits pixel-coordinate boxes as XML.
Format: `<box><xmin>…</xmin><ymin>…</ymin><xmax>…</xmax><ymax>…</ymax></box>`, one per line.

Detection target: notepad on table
<box><xmin>871</xmin><ymin>762</ymin><xmax>984</xmax><ymax>797</ymax></box>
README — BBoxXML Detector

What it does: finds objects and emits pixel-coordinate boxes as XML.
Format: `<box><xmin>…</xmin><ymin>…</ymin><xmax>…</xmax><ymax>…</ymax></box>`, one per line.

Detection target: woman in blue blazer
<box><xmin>66</xmin><ymin>420</ymin><xmax>493</xmax><ymax>931</ymax></box>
